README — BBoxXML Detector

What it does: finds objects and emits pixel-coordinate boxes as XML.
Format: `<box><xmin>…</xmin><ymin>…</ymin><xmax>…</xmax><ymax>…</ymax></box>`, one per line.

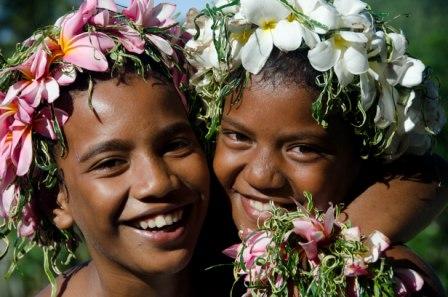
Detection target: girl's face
<box><xmin>213</xmin><ymin>79</ymin><xmax>361</xmax><ymax>231</ymax></box>
<box><xmin>56</xmin><ymin>75</ymin><xmax>209</xmax><ymax>276</ymax></box>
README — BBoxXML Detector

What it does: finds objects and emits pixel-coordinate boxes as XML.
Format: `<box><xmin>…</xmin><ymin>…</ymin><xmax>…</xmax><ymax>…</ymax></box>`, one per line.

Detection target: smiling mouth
<box><xmin>128</xmin><ymin>204</ymin><xmax>192</xmax><ymax>233</ymax></box>
<box><xmin>235</xmin><ymin>191</ymin><xmax>297</xmax><ymax>224</ymax></box>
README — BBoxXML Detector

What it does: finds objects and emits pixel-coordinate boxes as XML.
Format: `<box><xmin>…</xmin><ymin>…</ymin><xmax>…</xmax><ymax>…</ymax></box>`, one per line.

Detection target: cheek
<box><xmin>213</xmin><ymin>139</ymin><xmax>240</xmax><ymax>188</ymax></box>
<box><xmin>288</xmin><ymin>162</ymin><xmax>350</xmax><ymax>208</ymax></box>
<box><xmin>182</xmin><ymin>153</ymin><xmax>210</xmax><ymax>199</ymax></box>
<box><xmin>67</xmin><ymin>176</ymin><xmax>127</xmax><ymax>236</ymax></box>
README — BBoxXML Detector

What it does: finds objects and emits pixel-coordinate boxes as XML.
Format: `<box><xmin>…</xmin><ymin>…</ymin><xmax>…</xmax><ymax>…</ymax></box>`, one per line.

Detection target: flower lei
<box><xmin>223</xmin><ymin>193</ymin><xmax>424</xmax><ymax>296</ymax></box>
<box><xmin>184</xmin><ymin>0</ymin><xmax>446</xmax><ymax>160</ymax></box>
<box><xmin>0</xmin><ymin>0</ymin><xmax>190</xmax><ymax>294</ymax></box>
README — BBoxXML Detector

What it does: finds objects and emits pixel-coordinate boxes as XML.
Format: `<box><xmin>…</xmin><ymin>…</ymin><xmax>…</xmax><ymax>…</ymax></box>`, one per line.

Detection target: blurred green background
<box><xmin>0</xmin><ymin>0</ymin><xmax>447</xmax><ymax>296</ymax></box>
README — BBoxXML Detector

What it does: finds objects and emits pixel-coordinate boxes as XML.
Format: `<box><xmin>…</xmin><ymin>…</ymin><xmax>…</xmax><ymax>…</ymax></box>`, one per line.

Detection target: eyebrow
<box><xmin>220</xmin><ymin>116</ymin><xmax>254</xmax><ymax>136</ymax></box>
<box><xmin>221</xmin><ymin>116</ymin><xmax>329</xmax><ymax>142</ymax></box>
<box><xmin>79</xmin><ymin>140</ymin><xmax>132</xmax><ymax>163</ymax></box>
<box><xmin>78</xmin><ymin>122</ymin><xmax>193</xmax><ymax>163</ymax></box>
<box><xmin>153</xmin><ymin>121</ymin><xmax>193</xmax><ymax>140</ymax></box>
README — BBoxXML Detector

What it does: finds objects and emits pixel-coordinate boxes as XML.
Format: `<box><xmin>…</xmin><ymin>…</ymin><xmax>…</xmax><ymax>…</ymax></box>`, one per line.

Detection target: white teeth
<box><xmin>249</xmin><ymin>199</ymin><xmax>271</xmax><ymax>212</ymax></box>
<box><xmin>140</xmin><ymin>221</ymin><xmax>148</xmax><ymax>229</ymax></box>
<box><xmin>155</xmin><ymin>216</ymin><xmax>166</xmax><ymax>228</ymax></box>
<box><xmin>136</xmin><ymin>209</ymin><xmax>184</xmax><ymax>230</ymax></box>
<box><xmin>147</xmin><ymin>219</ymin><xmax>156</xmax><ymax>228</ymax></box>
<box><xmin>165</xmin><ymin>214</ymin><xmax>173</xmax><ymax>225</ymax></box>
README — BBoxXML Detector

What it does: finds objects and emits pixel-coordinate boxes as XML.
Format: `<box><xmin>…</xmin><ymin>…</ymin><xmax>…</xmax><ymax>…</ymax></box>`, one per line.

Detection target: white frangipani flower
<box><xmin>185</xmin><ymin>14</ymin><xmax>219</xmax><ymax>70</ymax></box>
<box><xmin>334</xmin><ymin>0</ymin><xmax>367</xmax><ymax>16</ymax></box>
<box><xmin>240</xmin><ymin>0</ymin><xmax>305</xmax><ymax>74</ymax></box>
<box><xmin>308</xmin><ymin>30</ymin><xmax>369</xmax><ymax>86</ymax></box>
<box><xmin>385</xmin><ymin>33</ymin><xmax>425</xmax><ymax>88</ymax></box>
<box><xmin>293</xmin><ymin>0</ymin><xmax>338</xmax><ymax>35</ymax></box>
<box><xmin>374</xmin><ymin>81</ymin><xmax>399</xmax><ymax>129</ymax></box>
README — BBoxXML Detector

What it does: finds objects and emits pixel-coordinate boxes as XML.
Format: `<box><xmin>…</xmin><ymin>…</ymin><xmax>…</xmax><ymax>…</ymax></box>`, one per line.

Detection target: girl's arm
<box><xmin>341</xmin><ymin>154</ymin><xmax>448</xmax><ymax>243</ymax></box>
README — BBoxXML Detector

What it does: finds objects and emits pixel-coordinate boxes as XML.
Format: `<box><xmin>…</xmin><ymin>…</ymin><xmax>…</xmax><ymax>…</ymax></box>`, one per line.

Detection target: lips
<box><xmin>233</xmin><ymin>190</ymin><xmax>298</xmax><ymax>226</ymax></box>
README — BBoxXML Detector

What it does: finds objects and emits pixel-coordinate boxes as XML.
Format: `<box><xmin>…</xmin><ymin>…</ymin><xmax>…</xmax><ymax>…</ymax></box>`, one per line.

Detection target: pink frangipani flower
<box><xmin>18</xmin><ymin>202</ymin><xmax>38</xmax><ymax>238</ymax></box>
<box><xmin>0</xmin><ymin>184</ymin><xmax>19</xmax><ymax>218</ymax></box>
<box><xmin>51</xmin><ymin>0</ymin><xmax>115</xmax><ymax>72</ymax></box>
<box><xmin>123</xmin><ymin>0</ymin><xmax>176</xmax><ymax>55</ymax></box>
<box><xmin>363</xmin><ymin>230</ymin><xmax>390</xmax><ymax>263</ymax></box>
<box><xmin>3</xmin><ymin>47</ymin><xmax>59</xmax><ymax>107</ymax></box>
<box><xmin>343</xmin><ymin>257</ymin><xmax>369</xmax><ymax>277</ymax></box>
<box><xmin>292</xmin><ymin>205</ymin><xmax>335</xmax><ymax>260</ymax></box>
<box><xmin>394</xmin><ymin>268</ymin><xmax>424</xmax><ymax>296</ymax></box>
<box><xmin>33</xmin><ymin>107</ymin><xmax>69</xmax><ymax>140</ymax></box>
<box><xmin>123</xmin><ymin>0</ymin><xmax>176</xmax><ymax>28</ymax></box>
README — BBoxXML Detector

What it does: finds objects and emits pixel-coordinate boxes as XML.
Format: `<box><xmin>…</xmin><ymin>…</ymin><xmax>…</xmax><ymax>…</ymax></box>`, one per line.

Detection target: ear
<box><xmin>52</xmin><ymin>183</ymin><xmax>74</xmax><ymax>230</ymax></box>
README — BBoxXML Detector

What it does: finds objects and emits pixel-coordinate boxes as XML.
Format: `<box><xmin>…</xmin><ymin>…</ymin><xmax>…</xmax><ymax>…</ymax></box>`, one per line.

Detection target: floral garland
<box><xmin>184</xmin><ymin>0</ymin><xmax>446</xmax><ymax>160</ymax></box>
<box><xmin>0</xmin><ymin>0</ymin><xmax>190</xmax><ymax>294</ymax></box>
<box><xmin>223</xmin><ymin>193</ymin><xmax>424</xmax><ymax>296</ymax></box>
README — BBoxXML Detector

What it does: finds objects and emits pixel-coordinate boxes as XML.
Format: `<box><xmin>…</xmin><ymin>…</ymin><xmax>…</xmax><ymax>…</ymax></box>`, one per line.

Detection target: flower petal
<box><xmin>241</xmin><ymin>29</ymin><xmax>273</xmax><ymax>74</ymax></box>
<box><xmin>3</xmin><ymin>81</ymin><xmax>29</xmax><ymax>106</ymax></box>
<box><xmin>272</xmin><ymin>20</ymin><xmax>303</xmax><ymax>51</ymax></box>
<box><xmin>118</xmin><ymin>27</ymin><xmax>146</xmax><ymax>54</ymax></box>
<box><xmin>334</xmin><ymin>0</ymin><xmax>367</xmax><ymax>16</ymax></box>
<box><xmin>223</xmin><ymin>243</ymin><xmax>241</xmax><ymax>259</ymax></box>
<box><xmin>63</xmin><ymin>38</ymin><xmax>110</xmax><ymax>71</ymax></box>
<box><xmin>97</xmin><ymin>0</ymin><xmax>118</xmax><ymax>12</ymax></box>
<box><xmin>360</xmin><ymin>73</ymin><xmax>376</xmax><ymax>110</ymax></box>
<box><xmin>308</xmin><ymin>39</ymin><xmax>340</xmax><ymax>72</ymax></box>
<box><xmin>42</xmin><ymin>78</ymin><xmax>60</xmax><ymax>103</ymax></box>
<box><xmin>334</xmin><ymin>58</ymin><xmax>354</xmax><ymax>87</ymax></box>
<box><xmin>340</xmin><ymin>31</ymin><xmax>368</xmax><ymax>43</ymax></box>
<box><xmin>15</xmin><ymin>127</ymin><xmax>32</xmax><ymax>176</ymax></box>
<box><xmin>240</xmin><ymin>0</ymin><xmax>289</xmax><ymax>26</ymax></box>
<box><xmin>146</xmin><ymin>34</ymin><xmax>174</xmax><ymax>55</ymax></box>
<box><xmin>375</xmin><ymin>83</ymin><xmax>398</xmax><ymax>128</ymax></box>
<box><xmin>388</xmin><ymin>33</ymin><xmax>407</xmax><ymax>61</ymax></box>
<box><xmin>292</xmin><ymin>219</ymin><xmax>314</xmax><ymax>239</ymax></box>
<box><xmin>343</xmin><ymin>45</ymin><xmax>368</xmax><ymax>75</ymax></box>
<box><xmin>53</xmin><ymin>65</ymin><xmax>77</xmax><ymax>86</ymax></box>
<box><xmin>299</xmin><ymin>240</ymin><xmax>318</xmax><ymax>260</ymax></box>
<box><xmin>399</xmin><ymin>58</ymin><xmax>425</xmax><ymax>88</ymax></box>
<box><xmin>309</xmin><ymin>3</ymin><xmax>338</xmax><ymax>33</ymax></box>
<box><xmin>148</xmin><ymin>3</ymin><xmax>177</xmax><ymax>27</ymax></box>
<box><xmin>395</xmin><ymin>268</ymin><xmax>424</xmax><ymax>293</ymax></box>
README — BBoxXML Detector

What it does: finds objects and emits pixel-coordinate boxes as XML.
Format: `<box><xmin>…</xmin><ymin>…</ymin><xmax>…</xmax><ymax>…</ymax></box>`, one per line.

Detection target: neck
<box><xmin>83</xmin><ymin>260</ymin><xmax>192</xmax><ymax>297</ymax></box>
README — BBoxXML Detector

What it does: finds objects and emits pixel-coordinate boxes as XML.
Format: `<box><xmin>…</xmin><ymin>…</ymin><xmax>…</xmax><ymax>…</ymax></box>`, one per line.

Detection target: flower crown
<box><xmin>0</xmin><ymin>0</ymin><xmax>189</xmax><ymax>292</ymax></box>
<box><xmin>185</xmin><ymin>0</ymin><xmax>446</xmax><ymax>160</ymax></box>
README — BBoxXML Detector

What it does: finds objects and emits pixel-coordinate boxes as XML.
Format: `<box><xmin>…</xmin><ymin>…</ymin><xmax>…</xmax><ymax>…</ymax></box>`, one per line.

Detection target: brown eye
<box><xmin>222</xmin><ymin>130</ymin><xmax>250</xmax><ymax>143</ymax></box>
<box><xmin>288</xmin><ymin>145</ymin><xmax>322</xmax><ymax>162</ymax></box>
<box><xmin>164</xmin><ymin>138</ymin><xmax>194</xmax><ymax>156</ymax></box>
<box><xmin>91</xmin><ymin>158</ymin><xmax>127</xmax><ymax>172</ymax></box>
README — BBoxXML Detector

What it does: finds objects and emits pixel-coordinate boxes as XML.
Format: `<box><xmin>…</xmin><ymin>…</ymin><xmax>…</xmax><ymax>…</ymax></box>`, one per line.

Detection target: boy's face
<box><xmin>213</xmin><ymin>79</ymin><xmax>361</xmax><ymax>231</ymax></box>
<box><xmin>56</xmin><ymin>75</ymin><xmax>209</xmax><ymax>276</ymax></box>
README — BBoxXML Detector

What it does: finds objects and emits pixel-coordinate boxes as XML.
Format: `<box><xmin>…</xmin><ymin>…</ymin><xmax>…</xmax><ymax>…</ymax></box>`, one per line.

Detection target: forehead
<box><xmin>62</xmin><ymin>76</ymin><xmax>187</xmax><ymax>152</ymax></box>
<box><xmin>224</xmin><ymin>81</ymin><xmax>321</xmax><ymax>131</ymax></box>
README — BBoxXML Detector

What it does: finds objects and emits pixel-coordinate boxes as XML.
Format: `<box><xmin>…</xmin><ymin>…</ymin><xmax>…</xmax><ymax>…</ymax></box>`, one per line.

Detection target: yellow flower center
<box><xmin>261</xmin><ymin>19</ymin><xmax>277</xmax><ymax>31</ymax></box>
<box><xmin>333</xmin><ymin>34</ymin><xmax>348</xmax><ymax>49</ymax></box>
<box><xmin>231</xmin><ymin>29</ymin><xmax>253</xmax><ymax>44</ymax></box>
<box><xmin>0</xmin><ymin>102</ymin><xmax>18</xmax><ymax>115</ymax></box>
<box><xmin>287</xmin><ymin>13</ymin><xmax>296</xmax><ymax>22</ymax></box>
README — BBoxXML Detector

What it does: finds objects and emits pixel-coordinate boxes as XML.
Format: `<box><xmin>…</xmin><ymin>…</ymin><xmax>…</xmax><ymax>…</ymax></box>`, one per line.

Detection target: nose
<box><xmin>130</xmin><ymin>155</ymin><xmax>180</xmax><ymax>200</ymax></box>
<box><xmin>243</xmin><ymin>148</ymin><xmax>286</xmax><ymax>191</ymax></box>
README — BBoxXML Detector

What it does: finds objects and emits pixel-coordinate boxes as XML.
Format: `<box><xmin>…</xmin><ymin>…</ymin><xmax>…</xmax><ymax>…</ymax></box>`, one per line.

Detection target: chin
<box><xmin>133</xmin><ymin>248</ymin><xmax>193</xmax><ymax>276</ymax></box>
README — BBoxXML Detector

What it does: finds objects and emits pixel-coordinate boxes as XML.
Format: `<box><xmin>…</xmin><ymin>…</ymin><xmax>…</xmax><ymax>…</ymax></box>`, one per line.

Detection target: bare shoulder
<box><xmin>384</xmin><ymin>245</ymin><xmax>446</xmax><ymax>297</ymax></box>
<box><xmin>33</xmin><ymin>262</ymin><xmax>90</xmax><ymax>297</ymax></box>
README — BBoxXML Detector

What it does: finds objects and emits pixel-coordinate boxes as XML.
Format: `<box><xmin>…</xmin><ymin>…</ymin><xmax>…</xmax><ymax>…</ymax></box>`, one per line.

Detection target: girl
<box><xmin>0</xmin><ymin>1</ymin><xmax>209</xmax><ymax>296</ymax></box>
<box><xmin>186</xmin><ymin>0</ymin><xmax>447</xmax><ymax>295</ymax></box>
